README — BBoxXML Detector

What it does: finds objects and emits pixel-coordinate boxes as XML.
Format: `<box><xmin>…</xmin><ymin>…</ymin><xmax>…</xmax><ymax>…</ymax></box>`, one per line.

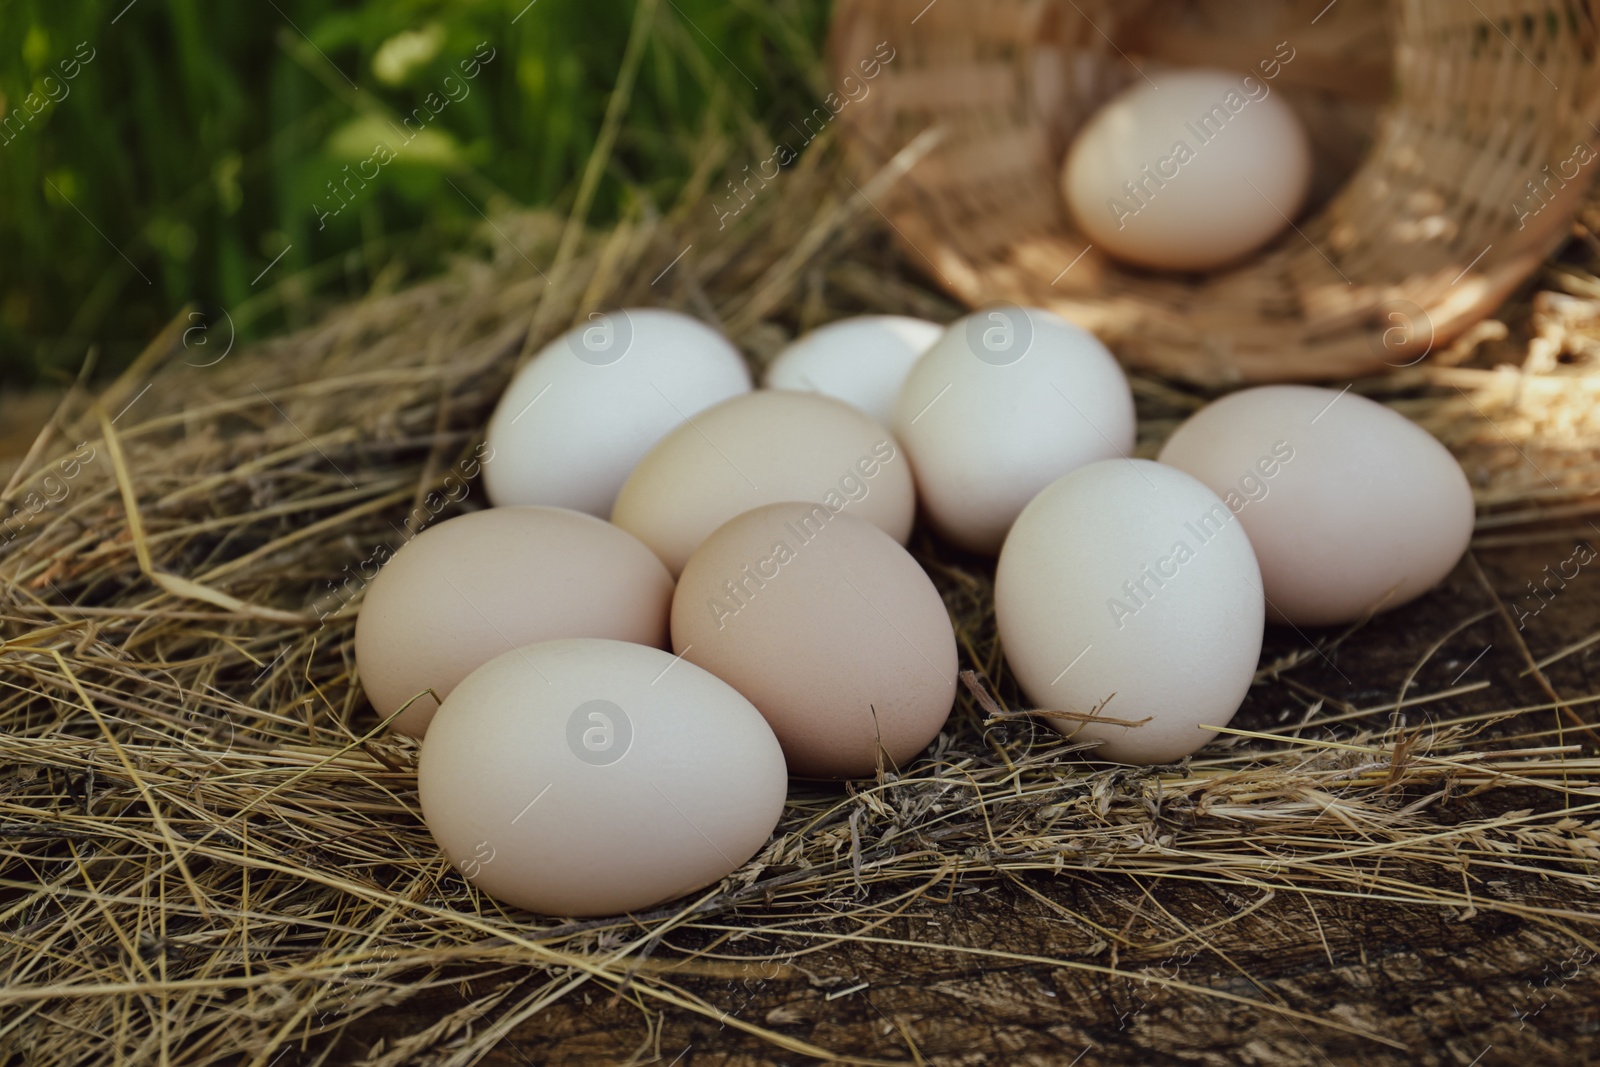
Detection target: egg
<box><xmin>354</xmin><ymin>506</ymin><xmax>673</xmax><ymax>738</ymax></box>
<box><xmin>483</xmin><ymin>308</ymin><xmax>752</xmax><ymax>517</ymax></box>
<box><xmin>418</xmin><ymin>639</ymin><xmax>787</xmax><ymax>917</ymax></box>
<box><xmin>1157</xmin><ymin>385</ymin><xmax>1475</xmax><ymax>626</ymax></box>
<box><xmin>763</xmin><ymin>315</ymin><xmax>945</xmax><ymax>425</ymax></box>
<box><xmin>612</xmin><ymin>391</ymin><xmax>916</xmax><ymax>575</ymax></box>
<box><xmin>1062</xmin><ymin>69</ymin><xmax>1311</xmax><ymax>271</ymax></box>
<box><xmin>892</xmin><ymin>306</ymin><xmax>1135</xmax><ymax>555</ymax></box>
<box><xmin>995</xmin><ymin>459</ymin><xmax>1264</xmax><ymax>764</ymax></box>
<box><xmin>672</xmin><ymin>502</ymin><xmax>957</xmax><ymax>778</ymax></box>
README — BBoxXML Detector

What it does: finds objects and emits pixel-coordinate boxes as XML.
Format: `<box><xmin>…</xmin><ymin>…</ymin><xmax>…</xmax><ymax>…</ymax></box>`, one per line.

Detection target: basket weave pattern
<box><xmin>829</xmin><ymin>0</ymin><xmax>1600</xmax><ymax>382</ymax></box>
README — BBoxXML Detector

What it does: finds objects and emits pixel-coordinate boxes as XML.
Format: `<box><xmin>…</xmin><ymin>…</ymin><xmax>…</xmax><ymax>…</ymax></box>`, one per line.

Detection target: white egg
<box><xmin>892</xmin><ymin>306</ymin><xmax>1135</xmax><ymax>555</ymax></box>
<box><xmin>1062</xmin><ymin>69</ymin><xmax>1311</xmax><ymax>271</ymax></box>
<box><xmin>418</xmin><ymin>638</ymin><xmax>788</xmax><ymax>917</ymax></box>
<box><xmin>763</xmin><ymin>315</ymin><xmax>944</xmax><ymax>424</ymax></box>
<box><xmin>484</xmin><ymin>309</ymin><xmax>751</xmax><ymax>517</ymax></box>
<box><xmin>996</xmin><ymin>459</ymin><xmax>1264</xmax><ymax>764</ymax></box>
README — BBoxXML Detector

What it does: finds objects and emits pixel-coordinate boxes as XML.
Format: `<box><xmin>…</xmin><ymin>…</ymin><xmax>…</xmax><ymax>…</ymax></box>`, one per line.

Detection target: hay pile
<box><xmin>5</xmin><ymin>132</ymin><xmax>1600</xmax><ymax>1066</ymax></box>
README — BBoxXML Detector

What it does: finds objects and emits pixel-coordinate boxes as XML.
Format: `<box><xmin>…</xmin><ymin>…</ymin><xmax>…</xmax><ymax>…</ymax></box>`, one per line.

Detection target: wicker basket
<box><xmin>828</xmin><ymin>0</ymin><xmax>1600</xmax><ymax>383</ymax></box>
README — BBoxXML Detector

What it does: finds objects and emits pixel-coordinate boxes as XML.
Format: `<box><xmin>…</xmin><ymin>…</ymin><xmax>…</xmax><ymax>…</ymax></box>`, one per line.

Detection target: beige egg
<box><xmin>672</xmin><ymin>502</ymin><xmax>957</xmax><ymax>778</ymax></box>
<box><xmin>1062</xmin><ymin>69</ymin><xmax>1311</xmax><ymax>271</ymax></box>
<box><xmin>1157</xmin><ymin>385</ymin><xmax>1475</xmax><ymax>626</ymax></box>
<box><xmin>418</xmin><ymin>639</ymin><xmax>788</xmax><ymax>917</ymax></box>
<box><xmin>354</xmin><ymin>507</ymin><xmax>673</xmax><ymax>738</ymax></box>
<box><xmin>611</xmin><ymin>391</ymin><xmax>916</xmax><ymax>576</ymax></box>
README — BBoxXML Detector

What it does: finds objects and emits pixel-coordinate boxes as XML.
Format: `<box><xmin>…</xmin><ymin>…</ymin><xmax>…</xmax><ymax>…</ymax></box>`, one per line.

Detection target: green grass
<box><xmin>0</xmin><ymin>0</ymin><xmax>831</xmax><ymax>385</ymax></box>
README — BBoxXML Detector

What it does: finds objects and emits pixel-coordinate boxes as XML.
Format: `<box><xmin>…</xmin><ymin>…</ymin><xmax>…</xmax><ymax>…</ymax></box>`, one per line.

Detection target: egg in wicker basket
<box><xmin>828</xmin><ymin>0</ymin><xmax>1600</xmax><ymax>382</ymax></box>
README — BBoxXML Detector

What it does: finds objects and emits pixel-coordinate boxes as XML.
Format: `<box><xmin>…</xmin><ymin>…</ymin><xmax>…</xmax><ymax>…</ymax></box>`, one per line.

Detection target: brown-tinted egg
<box><xmin>611</xmin><ymin>391</ymin><xmax>915</xmax><ymax>576</ymax></box>
<box><xmin>354</xmin><ymin>506</ymin><xmax>673</xmax><ymax>738</ymax></box>
<box><xmin>671</xmin><ymin>502</ymin><xmax>957</xmax><ymax>778</ymax></box>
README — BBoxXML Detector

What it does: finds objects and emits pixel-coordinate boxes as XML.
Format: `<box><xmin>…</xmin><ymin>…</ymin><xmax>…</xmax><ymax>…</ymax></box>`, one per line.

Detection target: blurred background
<box><xmin>0</xmin><ymin>0</ymin><xmax>828</xmax><ymax>388</ymax></box>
